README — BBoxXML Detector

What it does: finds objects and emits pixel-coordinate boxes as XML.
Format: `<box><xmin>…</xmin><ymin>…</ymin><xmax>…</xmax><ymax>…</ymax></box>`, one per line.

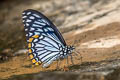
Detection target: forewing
<box><xmin>22</xmin><ymin>9</ymin><xmax>66</xmax><ymax>46</ymax></box>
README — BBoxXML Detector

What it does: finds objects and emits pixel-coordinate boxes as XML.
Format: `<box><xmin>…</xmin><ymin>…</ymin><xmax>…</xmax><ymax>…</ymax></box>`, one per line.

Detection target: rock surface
<box><xmin>0</xmin><ymin>0</ymin><xmax>120</xmax><ymax>80</ymax></box>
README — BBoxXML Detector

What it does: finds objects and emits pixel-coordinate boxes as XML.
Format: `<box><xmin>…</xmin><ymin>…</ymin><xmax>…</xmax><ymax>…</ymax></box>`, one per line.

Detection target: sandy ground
<box><xmin>0</xmin><ymin>22</ymin><xmax>120</xmax><ymax>79</ymax></box>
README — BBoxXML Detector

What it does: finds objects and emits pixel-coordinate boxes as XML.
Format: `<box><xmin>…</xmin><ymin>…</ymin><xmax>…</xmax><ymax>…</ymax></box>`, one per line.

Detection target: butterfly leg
<box><xmin>63</xmin><ymin>57</ymin><xmax>69</xmax><ymax>71</ymax></box>
<box><xmin>70</xmin><ymin>54</ymin><xmax>74</xmax><ymax>65</ymax></box>
<box><xmin>66</xmin><ymin>56</ymin><xmax>69</xmax><ymax>66</ymax></box>
<box><xmin>56</xmin><ymin>60</ymin><xmax>59</xmax><ymax>69</ymax></box>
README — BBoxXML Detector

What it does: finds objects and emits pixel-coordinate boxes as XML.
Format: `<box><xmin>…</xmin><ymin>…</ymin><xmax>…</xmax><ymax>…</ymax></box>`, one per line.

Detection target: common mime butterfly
<box><xmin>22</xmin><ymin>9</ymin><xmax>75</xmax><ymax>68</ymax></box>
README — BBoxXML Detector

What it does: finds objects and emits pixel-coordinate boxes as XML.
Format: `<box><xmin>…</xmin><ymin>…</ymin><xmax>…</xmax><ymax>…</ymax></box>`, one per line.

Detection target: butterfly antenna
<box><xmin>64</xmin><ymin>57</ymin><xmax>69</xmax><ymax>67</ymax></box>
<box><xmin>72</xmin><ymin>38</ymin><xmax>79</xmax><ymax>46</ymax></box>
<box><xmin>72</xmin><ymin>39</ymin><xmax>76</xmax><ymax>47</ymax></box>
<box><xmin>72</xmin><ymin>37</ymin><xmax>82</xmax><ymax>63</ymax></box>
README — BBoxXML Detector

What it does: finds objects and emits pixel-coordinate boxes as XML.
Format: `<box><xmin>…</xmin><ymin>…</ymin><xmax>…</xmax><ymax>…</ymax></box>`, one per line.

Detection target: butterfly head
<box><xmin>69</xmin><ymin>46</ymin><xmax>75</xmax><ymax>51</ymax></box>
<box><xmin>67</xmin><ymin>45</ymin><xmax>75</xmax><ymax>54</ymax></box>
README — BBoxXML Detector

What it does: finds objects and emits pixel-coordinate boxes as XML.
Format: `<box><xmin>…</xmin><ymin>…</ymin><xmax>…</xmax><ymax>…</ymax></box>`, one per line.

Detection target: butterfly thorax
<box><xmin>59</xmin><ymin>45</ymin><xmax>75</xmax><ymax>58</ymax></box>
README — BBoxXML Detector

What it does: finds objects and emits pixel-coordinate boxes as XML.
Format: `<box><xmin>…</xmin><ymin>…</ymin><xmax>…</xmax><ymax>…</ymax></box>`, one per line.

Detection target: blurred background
<box><xmin>0</xmin><ymin>0</ymin><xmax>120</xmax><ymax>80</ymax></box>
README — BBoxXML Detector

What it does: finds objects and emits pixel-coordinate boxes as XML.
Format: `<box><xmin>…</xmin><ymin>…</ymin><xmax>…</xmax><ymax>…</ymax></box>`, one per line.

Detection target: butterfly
<box><xmin>22</xmin><ymin>9</ymin><xmax>75</xmax><ymax>68</ymax></box>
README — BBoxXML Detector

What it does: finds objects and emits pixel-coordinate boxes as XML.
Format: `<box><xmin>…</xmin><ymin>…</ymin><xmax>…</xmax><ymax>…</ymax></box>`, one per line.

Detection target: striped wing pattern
<box><xmin>22</xmin><ymin>9</ymin><xmax>66</xmax><ymax>67</ymax></box>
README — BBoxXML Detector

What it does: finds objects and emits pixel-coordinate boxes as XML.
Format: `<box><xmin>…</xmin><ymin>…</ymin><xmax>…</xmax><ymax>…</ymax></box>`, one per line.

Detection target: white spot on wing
<box><xmin>26</xmin><ymin>23</ymin><xmax>29</xmax><ymax>26</ymax></box>
<box><xmin>34</xmin><ymin>32</ymin><xmax>40</xmax><ymax>35</ymax></box>
<box><xmin>30</xmin><ymin>27</ymin><xmax>35</xmax><ymax>31</ymax></box>
<box><xmin>60</xmin><ymin>51</ymin><xmax>63</xmax><ymax>55</ymax></box>
<box><xmin>60</xmin><ymin>47</ymin><xmax>62</xmax><ymax>50</ymax></box>
<box><xmin>36</xmin><ymin>28</ymin><xmax>43</xmax><ymax>32</ymax></box>
<box><xmin>34</xmin><ymin>21</ymin><xmax>46</xmax><ymax>26</ymax></box>
<box><xmin>27</xmin><ymin>12</ymin><xmax>31</xmax><ymax>15</ymax></box>
<box><xmin>47</xmin><ymin>27</ymin><xmax>54</xmax><ymax>31</ymax></box>
<box><xmin>64</xmin><ymin>52</ymin><xmax>67</xmax><ymax>55</ymax></box>
<box><xmin>33</xmin><ymin>39</ymin><xmax>38</xmax><ymax>42</ymax></box>
<box><xmin>44</xmin><ymin>29</ymin><xmax>48</xmax><ymax>32</ymax></box>
<box><xmin>29</xmin><ymin>33</ymin><xmax>33</xmax><ymax>36</ymax></box>
<box><xmin>41</xmin><ymin>19</ymin><xmax>50</xmax><ymax>25</ymax></box>
<box><xmin>26</xmin><ymin>34</ymin><xmax>28</xmax><ymax>36</ymax></box>
<box><xmin>39</xmin><ymin>35</ymin><xmax>43</xmax><ymax>39</ymax></box>
<box><xmin>32</xmin><ymin>43</ymin><xmax>34</xmax><ymax>47</ymax></box>
<box><xmin>29</xmin><ymin>16</ymin><xmax>35</xmax><ymax>19</ymax></box>
<box><xmin>33</xmin><ymin>14</ymin><xmax>40</xmax><ymax>18</ymax></box>
<box><xmin>33</xmin><ymin>52</ymin><xmax>37</xmax><ymax>57</ymax></box>
<box><xmin>26</xmin><ymin>19</ymin><xmax>32</xmax><ymax>22</ymax></box>
<box><xmin>23</xmin><ymin>16</ymin><xmax>27</xmax><ymax>18</ymax></box>
<box><xmin>32</xmin><ymin>24</ymin><xmax>39</xmax><ymax>27</ymax></box>
<box><xmin>25</xmin><ymin>29</ymin><xmax>28</xmax><ymax>31</ymax></box>
<box><xmin>64</xmin><ymin>49</ymin><xmax>67</xmax><ymax>52</ymax></box>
